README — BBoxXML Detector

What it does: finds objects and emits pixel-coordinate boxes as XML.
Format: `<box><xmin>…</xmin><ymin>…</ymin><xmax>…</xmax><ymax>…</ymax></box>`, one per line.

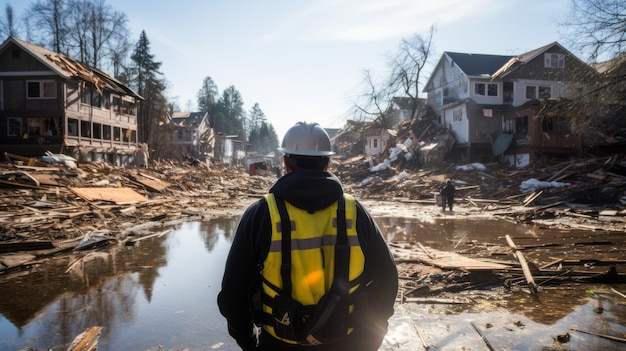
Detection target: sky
<box><xmin>5</xmin><ymin>0</ymin><xmax>574</xmax><ymax>139</ymax></box>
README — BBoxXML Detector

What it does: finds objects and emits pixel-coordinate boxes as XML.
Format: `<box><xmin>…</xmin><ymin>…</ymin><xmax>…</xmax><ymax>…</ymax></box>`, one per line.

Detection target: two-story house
<box><xmin>0</xmin><ymin>36</ymin><xmax>142</xmax><ymax>165</ymax></box>
<box><xmin>423</xmin><ymin>42</ymin><xmax>596</xmax><ymax>166</ymax></box>
<box><xmin>171</xmin><ymin>111</ymin><xmax>212</xmax><ymax>158</ymax></box>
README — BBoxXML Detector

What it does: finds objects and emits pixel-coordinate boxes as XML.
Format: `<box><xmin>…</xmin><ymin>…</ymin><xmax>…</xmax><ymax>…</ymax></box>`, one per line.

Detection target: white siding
<box><xmin>443</xmin><ymin>104</ymin><xmax>470</xmax><ymax>144</ymax></box>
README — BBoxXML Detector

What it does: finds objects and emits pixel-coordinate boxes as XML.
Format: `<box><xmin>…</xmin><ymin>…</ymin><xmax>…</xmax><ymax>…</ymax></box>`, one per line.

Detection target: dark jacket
<box><xmin>217</xmin><ymin>169</ymin><xmax>398</xmax><ymax>351</ymax></box>
<box><xmin>440</xmin><ymin>181</ymin><xmax>455</xmax><ymax>199</ymax></box>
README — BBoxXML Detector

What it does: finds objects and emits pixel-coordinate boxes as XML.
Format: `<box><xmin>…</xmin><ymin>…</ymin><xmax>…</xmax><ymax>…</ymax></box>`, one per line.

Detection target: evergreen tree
<box><xmin>213</xmin><ymin>85</ymin><xmax>245</xmax><ymax>140</ymax></box>
<box><xmin>128</xmin><ymin>30</ymin><xmax>166</xmax><ymax>146</ymax></box>
<box><xmin>197</xmin><ymin>76</ymin><xmax>219</xmax><ymax>114</ymax></box>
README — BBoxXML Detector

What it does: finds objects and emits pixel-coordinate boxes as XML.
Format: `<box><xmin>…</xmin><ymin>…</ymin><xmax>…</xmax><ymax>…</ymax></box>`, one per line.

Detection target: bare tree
<box><xmin>27</xmin><ymin>0</ymin><xmax>69</xmax><ymax>54</ymax></box>
<box><xmin>66</xmin><ymin>0</ymin><xmax>130</xmax><ymax>69</ymax></box>
<box><xmin>388</xmin><ymin>25</ymin><xmax>435</xmax><ymax>121</ymax></box>
<box><xmin>350</xmin><ymin>25</ymin><xmax>436</xmax><ymax>129</ymax></box>
<box><xmin>0</xmin><ymin>4</ymin><xmax>19</xmax><ymax>38</ymax></box>
<box><xmin>561</xmin><ymin>0</ymin><xmax>625</xmax><ymax>62</ymax></box>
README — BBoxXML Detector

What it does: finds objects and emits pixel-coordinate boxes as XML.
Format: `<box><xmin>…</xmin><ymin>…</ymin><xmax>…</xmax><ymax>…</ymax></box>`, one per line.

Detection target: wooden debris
<box><xmin>70</xmin><ymin>187</ymin><xmax>148</xmax><ymax>204</ymax></box>
<box><xmin>570</xmin><ymin>328</ymin><xmax>626</xmax><ymax>344</ymax></box>
<box><xmin>471</xmin><ymin>322</ymin><xmax>496</xmax><ymax>351</ymax></box>
<box><xmin>412</xmin><ymin>322</ymin><xmax>432</xmax><ymax>350</ymax></box>
<box><xmin>505</xmin><ymin>235</ymin><xmax>538</xmax><ymax>293</ymax></box>
<box><xmin>392</xmin><ymin>243</ymin><xmax>511</xmax><ymax>271</ymax></box>
<box><xmin>66</xmin><ymin>326</ymin><xmax>103</xmax><ymax>351</ymax></box>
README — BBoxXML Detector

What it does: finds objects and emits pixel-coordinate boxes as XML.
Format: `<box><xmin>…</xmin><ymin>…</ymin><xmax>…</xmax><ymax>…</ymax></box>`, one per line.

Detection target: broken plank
<box><xmin>471</xmin><ymin>322</ymin><xmax>496</xmax><ymax>351</ymax></box>
<box><xmin>505</xmin><ymin>235</ymin><xmax>538</xmax><ymax>293</ymax></box>
<box><xmin>70</xmin><ymin>187</ymin><xmax>148</xmax><ymax>204</ymax></box>
<box><xmin>570</xmin><ymin>328</ymin><xmax>626</xmax><ymax>344</ymax></box>
<box><xmin>392</xmin><ymin>245</ymin><xmax>510</xmax><ymax>271</ymax></box>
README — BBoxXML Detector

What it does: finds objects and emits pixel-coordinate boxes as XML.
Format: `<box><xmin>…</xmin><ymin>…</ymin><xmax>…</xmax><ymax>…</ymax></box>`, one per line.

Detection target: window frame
<box><xmin>26</xmin><ymin>79</ymin><xmax>57</xmax><ymax>99</ymax></box>
<box><xmin>544</xmin><ymin>53</ymin><xmax>565</xmax><ymax>68</ymax></box>
<box><xmin>7</xmin><ymin>117</ymin><xmax>22</xmax><ymax>137</ymax></box>
<box><xmin>474</xmin><ymin>82</ymin><xmax>498</xmax><ymax>97</ymax></box>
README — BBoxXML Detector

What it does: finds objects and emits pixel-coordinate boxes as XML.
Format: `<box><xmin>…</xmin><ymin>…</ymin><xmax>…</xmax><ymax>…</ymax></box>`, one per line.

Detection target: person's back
<box><xmin>218</xmin><ymin>122</ymin><xmax>398</xmax><ymax>350</ymax></box>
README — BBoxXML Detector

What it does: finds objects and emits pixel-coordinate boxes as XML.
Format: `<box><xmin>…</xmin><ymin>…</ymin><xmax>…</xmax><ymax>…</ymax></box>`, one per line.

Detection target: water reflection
<box><xmin>0</xmin><ymin>218</ymin><xmax>242</xmax><ymax>351</ymax></box>
<box><xmin>0</xmin><ymin>215</ymin><xmax>623</xmax><ymax>351</ymax></box>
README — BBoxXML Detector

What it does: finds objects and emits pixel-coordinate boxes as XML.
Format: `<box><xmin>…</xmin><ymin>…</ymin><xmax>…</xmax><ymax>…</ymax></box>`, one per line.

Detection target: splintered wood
<box><xmin>392</xmin><ymin>243</ymin><xmax>511</xmax><ymax>271</ymax></box>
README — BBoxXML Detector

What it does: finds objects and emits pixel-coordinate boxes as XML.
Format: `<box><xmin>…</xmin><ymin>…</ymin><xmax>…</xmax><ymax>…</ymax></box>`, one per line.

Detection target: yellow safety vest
<box><xmin>261</xmin><ymin>193</ymin><xmax>365</xmax><ymax>344</ymax></box>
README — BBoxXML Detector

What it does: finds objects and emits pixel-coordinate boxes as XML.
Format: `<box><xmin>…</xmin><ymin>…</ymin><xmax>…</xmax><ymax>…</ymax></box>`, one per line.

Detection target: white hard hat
<box><xmin>278</xmin><ymin>122</ymin><xmax>335</xmax><ymax>156</ymax></box>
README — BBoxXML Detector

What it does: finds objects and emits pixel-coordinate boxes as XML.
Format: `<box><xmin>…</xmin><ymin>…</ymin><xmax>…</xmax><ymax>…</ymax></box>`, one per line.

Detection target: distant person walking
<box><xmin>440</xmin><ymin>179</ymin><xmax>455</xmax><ymax>211</ymax></box>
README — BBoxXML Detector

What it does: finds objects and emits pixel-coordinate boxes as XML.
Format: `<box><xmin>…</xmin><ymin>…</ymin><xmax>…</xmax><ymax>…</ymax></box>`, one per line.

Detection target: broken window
<box><xmin>526</xmin><ymin>86</ymin><xmax>537</xmax><ymax>99</ymax></box>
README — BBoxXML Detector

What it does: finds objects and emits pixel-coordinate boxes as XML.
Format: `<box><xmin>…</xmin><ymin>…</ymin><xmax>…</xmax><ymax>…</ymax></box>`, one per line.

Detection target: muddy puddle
<box><xmin>0</xmin><ymin>216</ymin><xmax>624</xmax><ymax>351</ymax></box>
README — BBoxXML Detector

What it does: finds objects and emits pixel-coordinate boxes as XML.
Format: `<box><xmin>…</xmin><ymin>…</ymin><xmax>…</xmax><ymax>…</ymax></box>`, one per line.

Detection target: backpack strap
<box><xmin>274</xmin><ymin>196</ymin><xmax>293</xmax><ymax>294</ymax></box>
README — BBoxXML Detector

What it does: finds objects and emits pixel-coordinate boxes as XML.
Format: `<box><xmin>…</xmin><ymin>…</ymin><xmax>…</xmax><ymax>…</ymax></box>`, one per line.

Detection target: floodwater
<box><xmin>0</xmin><ymin>215</ymin><xmax>624</xmax><ymax>351</ymax></box>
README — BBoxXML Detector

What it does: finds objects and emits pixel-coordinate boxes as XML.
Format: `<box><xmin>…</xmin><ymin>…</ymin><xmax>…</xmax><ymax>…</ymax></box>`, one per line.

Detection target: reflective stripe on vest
<box><xmin>261</xmin><ymin>193</ymin><xmax>365</xmax><ymax>343</ymax></box>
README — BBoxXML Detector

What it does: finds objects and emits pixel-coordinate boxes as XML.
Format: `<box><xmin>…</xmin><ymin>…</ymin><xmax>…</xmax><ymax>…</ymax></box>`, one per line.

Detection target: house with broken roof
<box><xmin>0</xmin><ymin>36</ymin><xmax>143</xmax><ymax>165</ymax></box>
<box><xmin>423</xmin><ymin>42</ymin><xmax>597</xmax><ymax>167</ymax></box>
<box><xmin>171</xmin><ymin>111</ymin><xmax>212</xmax><ymax>158</ymax></box>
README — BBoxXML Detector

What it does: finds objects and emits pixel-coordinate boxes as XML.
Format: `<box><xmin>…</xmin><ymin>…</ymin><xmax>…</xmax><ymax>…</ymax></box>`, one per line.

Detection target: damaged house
<box><xmin>423</xmin><ymin>42</ymin><xmax>596</xmax><ymax>166</ymax></box>
<box><xmin>171</xmin><ymin>111</ymin><xmax>212</xmax><ymax>159</ymax></box>
<box><xmin>0</xmin><ymin>36</ymin><xmax>143</xmax><ymax>165</ymax></box>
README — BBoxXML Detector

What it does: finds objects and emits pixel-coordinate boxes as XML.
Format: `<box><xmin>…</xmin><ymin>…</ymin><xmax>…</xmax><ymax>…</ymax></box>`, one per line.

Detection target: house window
<box><xmin>544</xmin><ymin>53</ymin><xmax>564</xmax><ymax>68</ymax></box>
<box><xmin>474</xmin><ymin>83</ymin><xmax>498</xmax><ymax>97</ymax></box>
<box><xmin>122</xmin><ymin>100</ymin><xmax>136</xmax><ymax>115</ymax></box>
<box><xmin>504</xmin><ymin>119</ymin><xmax>514</xmax><ymax>133</ymax></box>
<box><xmin>503</xmin><ymin>82</ymin><xmax>513</xmax><ymax>103</ymax></box>
<box><xmin>93</xmin><ymin>123</ymin><xmax>102</xmax><ymax>139</ymax></box>
<box><xmin>7</xmin><ymin>117</ymin><xmax>22</xmax><ymax>137</ymax></box>
<box><xmin>538</xmin><ymin>86</ymin><xmax>551</xmax><ymax>99</ymax></box>
<box><xmin>103</xmin><ymin>125</ymin><xmax>111</xmax><ymax>140</ymax></box>
<box><xmin>81</xmin><ymin>86</ymin><xmax>102</xmax><ymax>108</ymax></box>
<box><xmin>112</xmin><ymin>96</ymin><xmax>121</xmax><ymax>113</ymax></box>
<box><xmin>453</xmin><ymin>108</ymin><xmax>463</xmax><ymax>122</ymax></box>
<box><xmin>113</xmin><ymin>127</ymin><xmax>121</xmax><ymax>141</ymax></box>
<box><xmin>27</xmin><ymin>80</ymin><xmax>57</xmax><ymax>99</ymax></box>
<box><xmin>103</xmin><ymin>92</ymin><xmax>111</xmax><ymax>110</ymax></box>
<box><xmin>373</xmin><ymin>138</ymin><xmax>378</xmax><ymax>148</ymax></box>
<box><xmin>68</xmin><ymin>118</ymin><xmax>79</xmax><ymax>136</ymax></box>
<box><xmin>81</xmin><ymin>120</ymin><xmax>91</xmax><ymax>137</ymax></box>
<box><xmin>526</xmin><ymin>85</ymin><xmax>552</xmax><ymax>99</ymax></box>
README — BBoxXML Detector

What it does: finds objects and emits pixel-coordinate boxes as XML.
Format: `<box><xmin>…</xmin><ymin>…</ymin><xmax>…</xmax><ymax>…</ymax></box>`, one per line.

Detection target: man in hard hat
<box><xmin>218</xmin><ymin>122</ymin><xmax>398</xmax><ymax>351</ymax></box>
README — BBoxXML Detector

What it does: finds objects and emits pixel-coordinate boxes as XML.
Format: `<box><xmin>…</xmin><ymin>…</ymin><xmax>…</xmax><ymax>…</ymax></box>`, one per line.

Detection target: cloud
<box><xmin>259</xmin><ymin>0</ymin><xmax>504</xmax><ymax>43</ymax></box>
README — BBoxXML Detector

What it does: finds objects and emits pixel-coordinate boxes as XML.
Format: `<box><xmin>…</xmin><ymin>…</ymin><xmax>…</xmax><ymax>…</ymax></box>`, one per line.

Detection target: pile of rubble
<box><xmin>0</xmin><ymin>155</ymin><xmax>275</xmax><ymax>243</ymax></box>
<box><xmin>333</xmin><ymin>153</ymin><xmax>626</xmax><ymax>229</ymax></box>
<box><xmin>1</xmin><ymin>150</ymin><xmax>625</xmax><ymax>245</ymax></box>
